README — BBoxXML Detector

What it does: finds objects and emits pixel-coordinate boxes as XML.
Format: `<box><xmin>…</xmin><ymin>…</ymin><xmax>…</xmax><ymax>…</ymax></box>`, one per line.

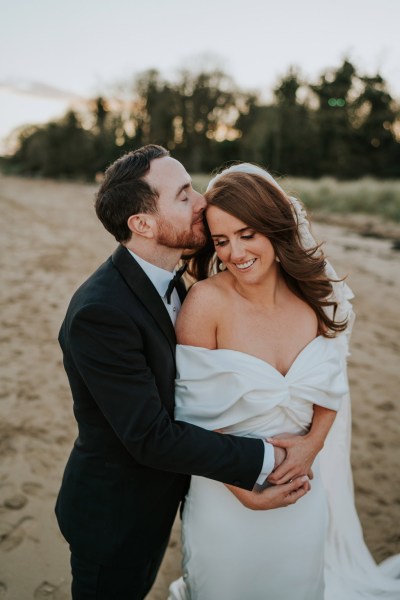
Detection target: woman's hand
<box><xmin>225</xmin><ymin>476</ymin><xmax>311</xmax><ymax>510</ymax></box>
<box><xmin>267</xmin><ymin>405</ymin><xmax>337</xmax><ymax>485</ymax></box>
<box><xmin>266</xmin><ymin>433</ymin><xmax>320</xmax><ymax>485</ymax></box>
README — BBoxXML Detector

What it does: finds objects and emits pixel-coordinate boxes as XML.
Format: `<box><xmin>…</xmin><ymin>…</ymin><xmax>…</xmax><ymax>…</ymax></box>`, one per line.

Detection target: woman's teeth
<box><xmin>235</xmin><ymin>259</ymin><xmax>256</xmax><ymax>270</ymax></box>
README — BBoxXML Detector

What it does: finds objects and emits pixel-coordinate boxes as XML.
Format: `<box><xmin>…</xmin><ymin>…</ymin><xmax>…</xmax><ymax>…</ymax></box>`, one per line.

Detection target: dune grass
<box><xmin>192</xmin><ymin>175</ymin><xmax>400</xmax><ymax>223</ymax></box>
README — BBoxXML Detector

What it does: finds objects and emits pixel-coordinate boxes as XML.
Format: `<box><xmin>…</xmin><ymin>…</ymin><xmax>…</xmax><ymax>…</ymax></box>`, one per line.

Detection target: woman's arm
<box><xmin>225</xmin><ymin>476</ymin><xmax>311</xmax><ymax>510</ymax></box>
<box><xmin>266</xmin><ymin>405</ymin><xmax>337</xmax><ymax>485</ymax></box>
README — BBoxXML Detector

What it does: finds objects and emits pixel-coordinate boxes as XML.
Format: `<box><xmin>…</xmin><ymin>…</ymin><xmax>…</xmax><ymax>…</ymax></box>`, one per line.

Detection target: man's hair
<box><xmin>95</xmin><ymin>144</ymin><xmax>169</xmax><ymax>242</ymax></box>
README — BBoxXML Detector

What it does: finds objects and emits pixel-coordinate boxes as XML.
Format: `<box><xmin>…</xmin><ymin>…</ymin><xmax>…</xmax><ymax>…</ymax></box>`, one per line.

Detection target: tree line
<box><xmin>5</xmin><ymin>59</ymin><xmax>400</xmax><ymax>179</ymax></box>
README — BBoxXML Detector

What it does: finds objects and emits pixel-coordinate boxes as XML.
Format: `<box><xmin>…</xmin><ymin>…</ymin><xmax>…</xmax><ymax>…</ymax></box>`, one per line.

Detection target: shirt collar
<box><xmin>127</xmin><ymin>249</ymin><xmax>174</xmax><ymax>298</ymax></box>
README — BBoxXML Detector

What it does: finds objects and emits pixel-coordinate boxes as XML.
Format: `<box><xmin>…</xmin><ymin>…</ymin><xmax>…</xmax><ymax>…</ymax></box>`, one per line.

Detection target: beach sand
<box><xmin>0</xmin><ymin>175</ymin><xmax>399</xmax><ymax>599</ymax></box>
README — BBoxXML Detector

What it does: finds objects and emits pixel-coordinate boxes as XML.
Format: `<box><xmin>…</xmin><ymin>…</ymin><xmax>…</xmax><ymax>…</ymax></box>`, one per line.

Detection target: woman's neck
<box><xmin>231</xmin><ymin>269</ymin><xmax>287</xmax><ymax>308</ymax></box>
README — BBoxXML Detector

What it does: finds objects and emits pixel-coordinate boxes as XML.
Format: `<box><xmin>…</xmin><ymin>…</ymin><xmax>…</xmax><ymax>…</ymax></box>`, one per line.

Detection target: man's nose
<box><xmin>193</xmin><ymin>190</ymin><xmax>206</xmax><ymax>213</ymax></box>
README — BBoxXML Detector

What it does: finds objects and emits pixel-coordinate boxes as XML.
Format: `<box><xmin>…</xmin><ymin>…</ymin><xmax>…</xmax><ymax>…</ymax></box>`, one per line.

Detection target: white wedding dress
<box><xmin>168</xmin><ymin>338</ymin><xmax>400</xmax><ymax>600</ymax></box>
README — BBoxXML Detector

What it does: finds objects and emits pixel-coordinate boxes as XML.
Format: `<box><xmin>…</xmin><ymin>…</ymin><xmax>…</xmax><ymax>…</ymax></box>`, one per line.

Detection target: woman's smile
<box><xmin>234</xmin><ymin>258</ymin><xmax>257</xmax><ymax>270</ymax></box>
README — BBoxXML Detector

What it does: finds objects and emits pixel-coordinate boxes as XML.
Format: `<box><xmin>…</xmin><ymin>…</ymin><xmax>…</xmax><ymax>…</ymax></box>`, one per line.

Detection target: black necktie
<box><xmin>165</xmin><ymin>264</ymin><xmax>187</xmax><ymax>304</ymax></box>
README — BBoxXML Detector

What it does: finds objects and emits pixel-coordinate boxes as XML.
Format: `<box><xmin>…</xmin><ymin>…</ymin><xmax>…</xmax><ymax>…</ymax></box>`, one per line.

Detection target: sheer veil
<box><xmin>206</xmin><ymin>163</ymin><xmax>400</xmax><ymax>598</ymax></box>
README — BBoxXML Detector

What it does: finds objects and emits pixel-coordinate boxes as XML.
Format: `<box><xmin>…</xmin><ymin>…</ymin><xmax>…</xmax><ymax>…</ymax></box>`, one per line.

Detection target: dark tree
<box><xmin>270</xmin><ymin>70</ymin><xmax>318</xmax><ymax>176</ymax></box>
<box><xmin>310</xmin><ymin>60</ymin><xmax>356</xmax><ymax>178</ymax></box>
<box><xmin>352</xmin><ymin>75</ymin><xmax>400</xmax><ymax>177</ymax></box>
<box><xmin>10</xmin><ymin>111</ymin><xmax>94</xmax><ymax>178</ymax></box>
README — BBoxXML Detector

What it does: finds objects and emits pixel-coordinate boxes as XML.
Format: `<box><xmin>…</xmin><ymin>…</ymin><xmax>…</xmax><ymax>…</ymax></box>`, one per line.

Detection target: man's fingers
<box><xmin>284</xmin><ymin>477</ymin><xmax>311</xmax><ymax>504</ymax></box>
<box><xmin>256</xmin><ymin>476</ymin><xmax>310</xmax><ymax>509</ymax></box>
<box><xmin>284</xmin><ymin>476</ymin><xmax>309</xmax><ymax>493</ymax></box>
<box><xmin>291</xmin><ymin>479</ymin><xmax>311</xmax><ymax>493</ymax></box>
<box><xmin>286</xmin><ymin>485</ymin><xmax>309</xmax><ymax>504</ymax></box>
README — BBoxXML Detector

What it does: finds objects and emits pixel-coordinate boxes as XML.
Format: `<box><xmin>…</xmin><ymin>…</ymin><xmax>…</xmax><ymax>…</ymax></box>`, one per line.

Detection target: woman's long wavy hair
<box><xmin>187</xmin><ymin>170</ymin><xmax>347</xmax><ymax>337</ymax></box>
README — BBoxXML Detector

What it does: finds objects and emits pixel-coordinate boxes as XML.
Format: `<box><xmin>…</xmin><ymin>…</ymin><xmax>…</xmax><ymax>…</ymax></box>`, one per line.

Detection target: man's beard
<box><xmin>155</xmin><ymin>215</ymin><xmax>206</xmax><ymax>250</ymax></box>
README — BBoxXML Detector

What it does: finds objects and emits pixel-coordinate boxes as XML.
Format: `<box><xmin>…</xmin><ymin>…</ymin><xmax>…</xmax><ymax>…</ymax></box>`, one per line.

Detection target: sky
<box><xmin>0</xmin><ymin>0</ymin><xmax>399</xmax><ymax>151</ymax></box>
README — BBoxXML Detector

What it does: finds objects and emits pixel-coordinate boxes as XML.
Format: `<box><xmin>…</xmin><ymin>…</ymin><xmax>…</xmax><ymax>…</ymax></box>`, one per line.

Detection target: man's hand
<box><xmin>225</xmin><ymin>476</ymin><xmax>311</xmax><ymax>510</ymax></box>
<box><xmin>267</xmin><ymin>433</ymin><xmax>319</xmax><ymax>485</ymax></box>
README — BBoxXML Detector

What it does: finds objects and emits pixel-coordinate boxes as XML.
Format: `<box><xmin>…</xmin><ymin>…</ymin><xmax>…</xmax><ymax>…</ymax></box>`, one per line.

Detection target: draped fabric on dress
<box><xmin>168</xmin><ymin>339</ymin><xmax>400</xmax><ymax>600</ymax></box>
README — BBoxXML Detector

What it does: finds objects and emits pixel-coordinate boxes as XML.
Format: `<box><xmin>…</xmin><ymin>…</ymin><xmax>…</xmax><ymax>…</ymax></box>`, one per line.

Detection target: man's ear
<box><xmin>127</xmin><ymin>213</ymin><xmax>157</xmax><ymax>239</ymax></box>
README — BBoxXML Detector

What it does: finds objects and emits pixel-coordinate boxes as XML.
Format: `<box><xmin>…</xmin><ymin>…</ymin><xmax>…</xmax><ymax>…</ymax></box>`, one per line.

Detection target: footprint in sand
<box><xmin>21</xmin><ymin>481</ymin><xmax>43</xmax><ymax>496</ymax></box>
<box><xmin>4</xmin><ymin>494</ymin><xmax>27</xmax><ymax>510</ymax></box>
<box><xmin>0</xmin><ymin>516</ymin><xmax>34</xmax><ymax>551</ymax></box>
<box><xmin>34</xmin><ymin>581</ymin><xmax>56</xmax><ymax>599</ymax></box>
<box><xmin>377</xmin><ymin>401</ymin><xmax>395</xmax><ymax>411</ymax></box>
<box><xmin>34</xmin><ymin>581</ymin><xmax>69</xmax><ymax>600</ymax></box>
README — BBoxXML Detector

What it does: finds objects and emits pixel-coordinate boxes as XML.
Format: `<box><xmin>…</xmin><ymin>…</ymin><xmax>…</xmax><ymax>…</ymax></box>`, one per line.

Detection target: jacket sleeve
<box><xmin>66</xmin><ymin>302</ymin><xmax>264</xmax><ymax>490</ymax></box>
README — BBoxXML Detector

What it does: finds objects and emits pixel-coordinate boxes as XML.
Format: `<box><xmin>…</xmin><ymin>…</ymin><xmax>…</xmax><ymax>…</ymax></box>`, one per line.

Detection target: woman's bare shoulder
<box><xmin>176</xmin><ymin>274</ymin><xmax>229</xmax><ymax>347</ymax></box>
<box><xmin>188</xmin><ymin>272</ymin><xmax>230</xmax><ymax>299</ymax></box>
<box><xmin>185</xmin><ymin>273</ymin><xmax>233</xmax><ymax>313</ymax></box>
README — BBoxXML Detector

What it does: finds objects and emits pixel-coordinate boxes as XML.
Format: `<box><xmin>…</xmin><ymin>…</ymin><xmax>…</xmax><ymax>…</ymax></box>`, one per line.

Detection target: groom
<box><xmin>56</xmin><ymin>145</ymin><xmax>311</xmax><ymax>599</ymax></box>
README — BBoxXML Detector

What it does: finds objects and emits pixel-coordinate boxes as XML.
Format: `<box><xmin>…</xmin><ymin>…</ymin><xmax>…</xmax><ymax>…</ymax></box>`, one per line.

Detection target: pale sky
<box><xmin>0</xmin><ymin>0</ymin><xmax>399</xmax><ymax>149</ymax></box>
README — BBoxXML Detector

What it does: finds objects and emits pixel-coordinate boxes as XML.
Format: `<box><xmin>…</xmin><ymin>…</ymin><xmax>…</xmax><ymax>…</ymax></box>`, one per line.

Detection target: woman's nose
<box><xmin>229</xmin><ymin>240</ymin><xmax>246</xmax><ymax>262</ymax></box>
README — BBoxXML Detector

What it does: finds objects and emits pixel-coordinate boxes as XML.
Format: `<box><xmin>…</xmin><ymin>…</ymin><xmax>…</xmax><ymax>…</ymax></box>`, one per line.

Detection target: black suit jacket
<box><xmin>55</xmin><ymin>245</ymin><xmax>264</xmax><ymax>567</ymax></box>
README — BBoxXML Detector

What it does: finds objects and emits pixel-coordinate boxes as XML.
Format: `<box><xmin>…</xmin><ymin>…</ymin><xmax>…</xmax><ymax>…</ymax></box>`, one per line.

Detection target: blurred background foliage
<box><xmin>2</xmin><ymin>59</ymin><xmax>400</xmax><ymax>185</ymax></box>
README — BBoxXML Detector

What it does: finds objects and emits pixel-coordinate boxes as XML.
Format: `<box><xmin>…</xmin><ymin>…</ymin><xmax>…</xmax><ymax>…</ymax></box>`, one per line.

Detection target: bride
<box><xmin>169</xmin><ymin>164</ymin><xmax>400</xmax><ymax>600</ymax></box>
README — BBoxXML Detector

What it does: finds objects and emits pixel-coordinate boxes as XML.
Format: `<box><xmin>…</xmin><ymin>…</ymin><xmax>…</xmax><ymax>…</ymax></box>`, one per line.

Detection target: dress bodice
<box><xmin>175</xmin><ymin>336</ymin><xmax>348</xmax><ymax>438</ymax></box>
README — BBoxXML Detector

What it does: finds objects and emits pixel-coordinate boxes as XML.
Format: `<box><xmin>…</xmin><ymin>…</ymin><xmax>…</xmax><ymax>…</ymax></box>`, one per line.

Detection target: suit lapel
<box><xmin>111</xmin><ymin>245</ymin><xmax>176</xmax><ymax>354</ymax></box>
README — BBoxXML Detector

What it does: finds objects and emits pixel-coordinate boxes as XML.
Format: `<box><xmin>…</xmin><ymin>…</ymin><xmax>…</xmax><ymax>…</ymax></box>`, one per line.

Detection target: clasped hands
<box><xmin>267</xmin><ymin>431</ymin><xmax>319</xmax><ymax>485</ymax></box>
<box><xmin>225</xmin><ymin>432</ymin><xmax>322</xmax><ymax>511</ymax></box>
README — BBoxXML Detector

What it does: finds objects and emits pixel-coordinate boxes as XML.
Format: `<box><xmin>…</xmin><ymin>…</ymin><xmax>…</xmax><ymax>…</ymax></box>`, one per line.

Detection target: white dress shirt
<box><xmin>128</xmin><ymin>249</ymin><xmax>182</xmax><ymax>325</ymax></box>
<box><xmin>127</xmin><ymin>249</ymin><xmax>275</xmax><ymax>482</ymax></box>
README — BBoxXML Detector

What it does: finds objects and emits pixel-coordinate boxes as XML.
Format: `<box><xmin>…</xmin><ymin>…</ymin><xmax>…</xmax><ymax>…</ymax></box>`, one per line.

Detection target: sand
<box><xmin>0</xmin><ymin>174</ymin><xmax>399</xmax><ymax>599</ymax></box>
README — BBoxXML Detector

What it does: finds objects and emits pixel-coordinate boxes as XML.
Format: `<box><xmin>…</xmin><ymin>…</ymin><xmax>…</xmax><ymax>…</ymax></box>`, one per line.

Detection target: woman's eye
<box><xmin>214</xmin><ymin>240</ymin><xmax>227</xmax><ymax>247</ymax></box>
<box><xmin>241</xmin><ymin>234</ymin><xmax>254</xmax><ymax>240</ymax></box>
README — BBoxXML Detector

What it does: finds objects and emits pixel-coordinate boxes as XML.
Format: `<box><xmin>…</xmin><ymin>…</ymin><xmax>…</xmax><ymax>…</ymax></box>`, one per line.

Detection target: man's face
<box><xmin>143</xmin><ymin>156</ymin><xmax>207</xmax><ymax>250</ymax></box>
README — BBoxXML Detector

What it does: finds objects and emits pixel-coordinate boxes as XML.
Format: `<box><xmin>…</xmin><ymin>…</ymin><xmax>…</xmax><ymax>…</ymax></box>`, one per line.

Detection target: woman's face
<box><xmin>206</xmin><ymin>205</ymin><xmax>277</xmax><ymax>283</ymax></box>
